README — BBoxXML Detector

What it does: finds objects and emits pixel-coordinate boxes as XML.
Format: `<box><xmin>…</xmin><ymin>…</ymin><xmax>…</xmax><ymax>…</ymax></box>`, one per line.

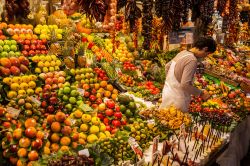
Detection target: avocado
<box><xmin>118</xmin><ymin>94</ymin><xmax>132</xmax><ymax>105</ymax></box>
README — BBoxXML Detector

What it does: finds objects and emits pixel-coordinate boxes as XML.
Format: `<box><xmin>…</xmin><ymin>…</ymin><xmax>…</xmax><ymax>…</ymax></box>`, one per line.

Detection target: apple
<box><xmin>24</xmin><ymin>40</ymin><xmax>31</xmax><ymax>45</ymax></box>
<box><xmin>1</xmin><ymin>51</ymin><xmax>8</xmax><ymax>57</ymax></box>
<box><xmin>23</xmin><ymin>45</ymin><xmax>30</xmax><ymax>51</ymax></box>
<box><xmin>8</xmin><ymin>51</ymin><xmax>16</xmax><ymax>57</ymax></box>
<box><xmin>0</xmin><ymin>45</ymin><xmax>3</xmax><ymax>52</ymax></box>
<box><xmin>0</xmin><ymin>40</ymin><xmax>4</xmax><ymax>46</ymax></box>
<box><xmin>25</xmin><ymin>127</ymin><xmax>37</xmax><ymax>138</ymax></box>
<box><xmin>4</xmin><ymin>40</ymin><xmax>11</xmax><ymax>46</ymax></box>
<box><xmin>31</xmin><ymin>139</ymin><xmax>42</xmax><ymax>150</ymax></box>
<box><xmin>3</xmin><ymin>45</ymin><xmax>10</xmax><ymax>52</ymax></box>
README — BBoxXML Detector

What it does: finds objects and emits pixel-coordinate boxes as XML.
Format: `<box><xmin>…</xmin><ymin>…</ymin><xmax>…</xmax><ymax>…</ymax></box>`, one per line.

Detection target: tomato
<box><xmin>23</xmin><ymin>45</ymin><xmax>30</xmax><ymax>51</ymax></box>
<box><xmin>31</xmin><ymin>39</ymin><xmax>38</xmax><ymax>45</ymax></box>
<box><xmin>96</xmin><ymin>98</ymin><xmax>103</xmax><ymax>105</ymax></box>
<box><xmin>22</xmin><ymin>50</ymin><xmax>28</xmax><ymax>56</ymax></box>
<box><xmin>24</xmin><ymin>40</ymin><xmax>31</xmax><ymax>45</ymax></box>
<box><xmin>112</xmin><ymin>120</ymin><xmax>121</xmax><ymax>127</ymax></box>
<box><xmin>103</xmin><ymin>118</ymin><xmax>109</xmax><ymax>125</ymax></box>
<box><xmin>29</xmin><ymin>50</ymin><xmax>35</xmax><ymax>56</ymax></box>
<box><xmin>41</xmin><ymin>39</ymin><xmax>47</xmax><ymax>44</ymax></box>
<box><xmin>84</xmin><ymin>91</ymin><xmax>90</xmax><ymax>97</ymax></box>
<box><xmin>121</xmin><ymin>119</ymin><xmax>127</xmax><ymax>125</ymax></box>
<box><xmin>97</xmin><ymin>113</ymin><xmax>104</xmax><ymax>120</ymax></box>
<box><xmin>30</xmin><ymin>44</ymin><xmax>36</xmax><ymax>50</ymax></box>
<box><xmin>111</xmin><ymin>128</ymin><xmax>118</xmax><ymax>134</ymax></box>
<box><xmin>106</xmin><ymin>125</ymin><xmax>111</xmax><ymax>131</ymax></box>
<box><xmin>106</xmin><ymin>100</ymin><xmax>115</xmax><ymax>109</ymax></box>
<box><xmin>114</xmin><ymin>112</ymin><xmax>122</xmax><ymax>119</ymax></box>
<box><xmin>115</xmin><ymin>106</ymin><xmax>120</xmax><ymax>112</ymax></box>
<box><xmin>105</xmin><ymin>109</ymin><xmax>114</xmax><ymax>117</ymax></box>
<box><xmin>89</xmin><ymin>95</ymin><xmax>96</xmax><ymax>101</ymax></box>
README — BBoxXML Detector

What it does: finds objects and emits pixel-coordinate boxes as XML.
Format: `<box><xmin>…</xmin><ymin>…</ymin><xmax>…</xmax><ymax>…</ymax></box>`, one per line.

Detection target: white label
<box><xmin>69</xmin><ymin>118</ymin><xmax>76</xmax><ymax>125</ymax></box>
<box><xmin>44</xmin><ymin>132</ymin><xmax>49</xmax><ymax>139</ymax></box>
<box><xmin>78</xmin><ymin>149</ymin><xmax>90</xmax><ymax>157</ymax></box>
<box><xmin>77</xmin><ymin>88</ymin><xmax>85</xmax><ymax>96</ymax></box>
<box><xmin>115</xmin><ymin>68</ymin><xmax>122</xmax><ymax>74</ymax></box>
<box><xmin>30</xmin><ymin>96</ymin><xmax>41</xmax><ymax>107</ymax></box>
<box><xmin>128</xmin><ymin>137</ymin><xmax>143</xmax><ymax>159</ymax></box>
<box><xmin>147</xmin><ymin>119</ymin><xmax>155</xmax><ymax>125</ymax></box>
<box><xmin>136</xmin><ymin>69</ymin><xmax>142</xmax><ymax>77</ymax></box>
<box><xmin>6</xmin><ymin>107</ymin><xmax>21</xmax><ymax>119</ymax></box>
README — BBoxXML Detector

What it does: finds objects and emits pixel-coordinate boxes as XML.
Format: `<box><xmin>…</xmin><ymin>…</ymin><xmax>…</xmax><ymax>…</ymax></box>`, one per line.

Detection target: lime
<box><xmin>120</xmin><ymin>105</ymin><xmax>126</xmax><ymax>113</ymax></box>
<box><xmin>125</xmin><ymin>109</ymin><xmax>133</xmax><ymax>117</ymax></box>
<box><xmin>70</xmin><ymin>90</ymin><xmax>78</xmax><ymax>97</ymax></box>
<box><xmin>69</xmin><ymin>97</ymin><xmax>76</xmax><ymax>104</ymax></box>
<box><xmin>63</xmin><ymin>86</ymin><xmax>71</xmax><ymax>94</ymax></box>
<box><xmin>62</xmin><ymin>95</ymin><xmax>69</xmax><ymax>101</ymax></box>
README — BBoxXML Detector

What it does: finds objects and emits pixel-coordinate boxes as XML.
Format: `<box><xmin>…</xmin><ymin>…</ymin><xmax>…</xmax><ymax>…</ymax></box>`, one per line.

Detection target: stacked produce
<box><xmin>34</xmin><ymin>25</ymin><xmax>63</xmax><ymax>40</ymax></box>
<box><xmin>0</xmin><ymin>39</ymin><xmax>20</xmax><ymax>57</ymax></box>
<box><xmin>17</xmin><ymin>39</ymin><xmax>48</xmax><ymax>56</ymax></box>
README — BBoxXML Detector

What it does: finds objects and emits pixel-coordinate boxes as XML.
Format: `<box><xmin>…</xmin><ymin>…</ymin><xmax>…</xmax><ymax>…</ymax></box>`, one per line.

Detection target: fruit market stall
<box><xmin>0</xmin><ymin>0</ymin><xmax>249</xmax><ymax>166</ymax></box>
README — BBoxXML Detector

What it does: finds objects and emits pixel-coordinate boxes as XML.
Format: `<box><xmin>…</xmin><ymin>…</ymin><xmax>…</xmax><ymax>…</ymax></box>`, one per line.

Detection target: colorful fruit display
<box><xmin>31</xmin><ymin>54</ymin><xmax>62</xmax><ymax>73</ymax></box>
<box><xmin>34</xmin><ymin>25</ymin><xmax>63</xmax><ymax>40</ymax></box>
<box><xmin>17</xmin><ymin>39</ymin><xmax>48</xmax><ymax>56</ymax></box>
<box><xmin>0</xmin><ymin>39</ymin><xmax>20</xmax><ymax>57</ymax></box>
<box><xmin>0</xmin><ymin>56</ymin><xmax>30</xmax><ymax>77</ymax></box>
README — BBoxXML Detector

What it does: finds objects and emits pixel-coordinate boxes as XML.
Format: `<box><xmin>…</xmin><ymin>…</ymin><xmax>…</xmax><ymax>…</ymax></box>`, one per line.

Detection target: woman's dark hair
<box><xmin>193</xmin><ymin>37</ymin><xmax>217</xmax><ymax>53</ymax></box>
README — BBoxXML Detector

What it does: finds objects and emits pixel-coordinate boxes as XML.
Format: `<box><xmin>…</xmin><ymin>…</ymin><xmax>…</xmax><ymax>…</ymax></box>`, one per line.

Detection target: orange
<box><xmin>100</xmin><ymin>81</ymin><xmax>108</xmax><ymax>88</ymax></box>
<box><xmin>104</xmin><ymin>91</ymin><xmax>111</xmax><ymax>98</ymax></box>
<box><xmin>1</xmin><ymin>22</ymin><xmax>7</xmax><ymax>29</ymax></box>
<box><xmin>60</xmin><ymin>145</ymin><xmax>69</xmax><ymax>152</ymax></box>
<box><xmin>112</xmin><ymin>89</ymin><xmax>118</xmax><ymax>94</ymax></box>
<box><xmin>64</xmin><ymin>118</ymin><xmax>72</xmax><ymax>126</ymax></box>
<box><xmin>60</xmin><ymin>136</ymin><xmax>71</xmax><ymax>146</ymax></box>
<box><xmin>55</xmin><ymin>112</ymin><xmax>66</xmax><ymax>122</ymax></box>
<box><xmin>25</xmin><ymin>118</ymin><xmax>37</xmax><ymax>128</ymax></box>
<box><xmin>71</xmin><ymin>142</ymin><xmax>78</xmax><ymax>149</ymax></box>
<box><xmin>17</xmin><ymin>159</ymin><xmax>26</xmax><ymax>166</ymax></box>
<box><xmin>50</xmin><ymin>143</ymin><xmax>60</xmax><ymax>152</ymax></box>
<box><xmin>12</xmin><ymin>34</ymin><xmax>19</xmax><ymax>40</ymax></box>
<box><xmin>111</xmin><ymin>94</ymin><xmax>117</xmax><ymax>100</ymax></box>
<box><xmin>106</xmin><ymin>84</ymin><xmax>114</xmax><ymax>91</ymax></box>
<box><xmin>78</xmin><ymin>138</ymin><xmax>86</xmax><ymax>145</ymax></box>
<box><xmin>82</xmin><ymin>84</ymin><xmax>90</xmax><ymax>90</ymax></box>
<box><xmin>46</xmin><ymin>115</ymin><xmax>55</xmax><ymax>124</ymax></box>
<box><xmin>18</xmin><ymin>148</ymin><xmax>28</xmax><ymax>158</ymax></box>
<box><xmin>50</xmin><ymin>133</ymin><xmax>60</xmax><ymax>143</ymax></box>
<box><xmin>43</xmin><ymin>147</ymin><xmax>51</xmax><ymax>155</ymax></box>
<box><xmin>28</xmin><ymin>150</ymin><xmax>39</xmax><ymax>161</ymax></box>
<box><xmin>36</xmin><ymin>131</ymin><xmax>45</xmax><ymax>140</ymax></box>
<box><xmin>51</xmin><ymin>122</ymin><xmax>61</xmax><ymax>133</ymax></box>
<box><xmin>19</xmin><ymin>138</ymin><xmax>31</xmax><ymax>148</ymax></box>
<box><xmin>8</xmin><ymin>24</ymin><xmax>14</xmax><ymax>29</ymax></box>
<box><xmin>94</xmin><ymin>83</ymin><xmax>100</xmax><ymax>90</ymax></box>
<box><xmin>27</xmin><ymin>161</ymin><xmax>36</xmax><ymax>166</ymax></box>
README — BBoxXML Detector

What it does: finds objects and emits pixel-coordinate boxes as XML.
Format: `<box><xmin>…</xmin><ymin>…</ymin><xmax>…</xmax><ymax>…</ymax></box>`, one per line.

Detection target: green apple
<box><xmin>1</xmin><ymin>51</ymin><xmax>8</xmax><ymax>57</ymax></box>
<box><xmin>3</xmin><ymin>45</ymin><xmax>10</xmax><ymax>52</ymax></box>
<box><xmin>63</xmin><ymin>86</ymin><xmax>71</xmax><ymax>94</ymax></box>
<box><xmin>10</xmin><ymin>40</ymin><xmax>17</xmax><ymax>45</ymax></box>
<box><xmin>8</xmin><ymin>51</ymin><xmax>15</xmax><ymax>57</ymax></box>
<box><xmin>69</xmin><ymin>97</ymin><xmax>76</xmax><ymax>104</ymax></box>
<box><xmin>10</xmin><ymin>45</ymin><xmax>17</xmax><ymax>51</ymax></box>
<box><xmin>4</xmin><ymin>40</ymin><xmax>11</xmax><ymax>46</ymax></box>
<box><xmin>15</xmin><ymin>51</ymin><xmax>21</xmax><ymax>56</ymax></box>
<box><xmin>65</xmin><ymin>103</ymin><xmax>72</xmax><ymax>111</ymax></box>
<box><xmin>0</xmin><ymin>45</ymin><xmax>3</xmax><ymax>52</ymax></box>
<box><xmin>0</xmin><ymin>40</ymin><xmax>4</xmax><ymax>46</ymax></box>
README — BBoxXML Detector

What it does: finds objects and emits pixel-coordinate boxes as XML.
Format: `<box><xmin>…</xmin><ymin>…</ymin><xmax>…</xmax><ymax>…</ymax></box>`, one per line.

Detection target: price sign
<box><xmin>128</xmin><ymin>137</ymin><xmax>143</xmax><ymax>160</ymax></box>
<box><xmin>6</xmin><ymin>107</ymin><xmax>21</xmax><ymax>119</ymax></box>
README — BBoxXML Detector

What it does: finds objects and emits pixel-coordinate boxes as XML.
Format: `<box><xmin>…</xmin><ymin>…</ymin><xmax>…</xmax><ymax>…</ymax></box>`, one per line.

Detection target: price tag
<box><xmin>122</xmin><ymin>160</ymin><xmax>130</xmax><ymax>166</ymax></box>
<box><xmin>78</xmin><ymin>149</ymin><xmax>90</xmax><ymax>157</ymax></box>
<box><xmin>30</xmin><ymin>96</ymin><xmax>41</xmax><ymax>107</ymax></box>
<box><xmin>44</xmin><ymin>131</ymin><xmax>49</xmax><ymax>139</ymax></box>
<box><xmin>152</xmin><ymin>136</ymin><xmax>160</xmax><ymax>163</ymax></box>
<box><xmin>136</xmin><ymin>69</ymin><xmax>143</xmax><ymax>77</ymax></box>
<box><xmin>180</xmin><ymin>123</ymin><xmax>186</xmax><ymax>136</ymax></box>
<box><xmin>69</xmin><ymin>118</ymin><xmax>76</xmax><ymax>125</ymax></box>
<box><xmin>128</xmin><ymin>137</ymin><xmax>143</xmax><ymax>160</ymax></box>
<box><xmin>77</xmin><ymin>88</ymin><xmax>85</xmax><ymax>96</ymax></box>
<box><xmin>6</xmin><ymin>107</ymin><xmax>21</xmax><ymax>119</ymax></box>
<box><xmin>115</xmin><ymin>68</ymin><xmax>122</xmax><ymax>74</ymax></box>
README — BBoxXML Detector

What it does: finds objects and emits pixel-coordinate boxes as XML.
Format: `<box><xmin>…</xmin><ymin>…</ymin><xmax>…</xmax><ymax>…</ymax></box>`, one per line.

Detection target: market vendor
<box><xmin>160</xmin><ymin>37</ymin><xmax>217</xmax><ymax>112</ymax></box>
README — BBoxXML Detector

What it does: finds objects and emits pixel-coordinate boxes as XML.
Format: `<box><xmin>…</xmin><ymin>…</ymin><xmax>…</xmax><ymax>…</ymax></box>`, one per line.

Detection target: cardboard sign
<box><xmin>6</xmin><ymin>107</ymin><xmax>21</xmax><ymax>119</ymax></box>
<box><xmin>128</xmin><ymin>137</ymin><xmax>143</xmax><ymax>160</ymax></box>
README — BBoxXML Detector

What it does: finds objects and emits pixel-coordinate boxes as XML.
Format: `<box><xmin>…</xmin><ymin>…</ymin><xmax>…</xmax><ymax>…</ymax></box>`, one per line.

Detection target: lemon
<box><xmin>79</xmin><ymin>132</ymin><xmax>87</xmax><ymax>140</ymax></box>
<box><xmin>56</xmin><ymin>60</ymin><xmax>61</xmax><ymax>66</ymax></box>
<box><xmin>43</xmin><ymin>67</ymin><xmax>49</xmax><ymax>73</ymax></box>
<box><xmin>20</xmin><ymin>83</ymin><xmax>29</xmax><ymax>90</ymax></box>
<box><xmin>91</xmin><ymin>117</ymin><xmax>100</xmax><ymax>125</ymax></box>
<box><xmin>50</xmin><ymin>61</ymin><xmax>56</xmax><ymax>67</ymax></box>
<box><xmin>28</xmin><ymin>81</ymin><xmax>36</xmax><ymax>89</ymax></box>
<box><xmin>21</xmin><ymin>75</ymin><xmax>30</xmax><ymax>83</ymax></box>
<box><xmin>44</xmin><ymin>61</ymin><xmax>50</xmax><ymax>67</ymax></box>
<box><xmin>29</xmin><ymin>75</ymin><xmax>37</xmax><ymax>81</ymax></box>
<box><xmin>32</xmin><ymin>55</ymin><xmax>39</xmax><ymax>62</ymax></box>
<box><xmin>37</xmin><ymin>61</ymin><xmax>44</xmax><ymax>68</ymax></box>
<box><xmin>98</xmin><ymin>132</ymin><xmax>106</xmax><ymax>140</ymax></box>
<box><xmin>89</xmin><ymin>125</ymin><xmax>99</xmax><ymax>134</ymax></box>
<box><xmin>45</xmin><ymin>56</ymin><xmax>52</xmax><ymax>62</ymax></box>
<box><xmin>10</xmin><ymin>83</ymin><xmax>19</xmax><ymax>91</ymax></box>
<box><xmin>49</xmin><ymin>67</ymin><xmax>55</xmax><ymax>72</ymax></box>
<box><xmin>81</xmin><ymin>114</ymin><xmax>92</xmax><ymax>123</ymax></box>
<box><xmin>104</xmin><ymin>131</ymin><xmax>111</xmax><ymax>137</ymax></box>
<box><xmin>51</xmin><ymin>55</ymin><xmax>57</xmax><ymax>60</ymax></box>
<box><xmin>99</xmin><ymin>124</ymin><xmax>106</xmax><ymax>132</ymax></box>
<box><xmin>54</xmin><ymin>66</ymin><xmax>60</xmax><ymax>71</ymax></box>
<box><xmin>18</xmin><ymin>90</ymin><xmax>26</xmax><ymax>95</ymax></box>
<box><xmin>3</xmin><ymin>77</ymin><xmax>12</xmax><ymax>85</ymax></box>
<box><xmin>87</xmin><ymin>134</ymin><xmax>98</xmax><ymax>144</ymax></box>
<box><xmin>26</xmin><ymin>89</ymin><xmax>34</xmax><ymax>95</ymax></box>
<box><xmin>7</xmin><ymin>91</ymin><xmax>17</xmax><ymax>99</ymax></box>
<box><xmin>35</xmin><ymin>68</ymin><xmax>42</xmax><ymax>73</ymax></box>
<box><xmin>80</xmin><ymin>124</ymin><xmax>89</xmax><ymax>132</ymax></box>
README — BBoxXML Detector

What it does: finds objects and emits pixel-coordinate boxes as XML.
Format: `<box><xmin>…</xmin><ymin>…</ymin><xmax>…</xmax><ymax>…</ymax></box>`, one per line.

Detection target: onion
<box><xmin>109</xmin><ymin>3</ymin><xmax>116</xmax><ymax>8</ymax></box>
<box><xmin>110</xmin><ymin>9</ymin><xmax>115</xmax><ymax>16</ymax></box>
<box><xmin>110</xmin><ymin>16</ymin><xmax>116</xmax><ymax>22</ymax></box>
<box><xmin>108</xmin><ymin>22</ymin><xmax>114</xmax><ymax>27</ymax></box>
